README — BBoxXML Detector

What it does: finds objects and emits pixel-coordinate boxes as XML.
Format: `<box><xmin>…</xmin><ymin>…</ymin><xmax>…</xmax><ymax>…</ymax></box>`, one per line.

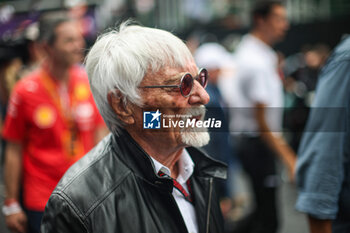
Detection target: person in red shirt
<box><xmin>2</xmin><ymin>13</ymin><xmax>107</xmax><ymax>233</ymax></box>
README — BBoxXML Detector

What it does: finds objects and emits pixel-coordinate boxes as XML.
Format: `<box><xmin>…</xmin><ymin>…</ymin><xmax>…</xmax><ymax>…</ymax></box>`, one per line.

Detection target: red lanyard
<box><xmin>158</xmin><ymin>171</ymin><xmax>193</xmax><ymax>203</ymax></box>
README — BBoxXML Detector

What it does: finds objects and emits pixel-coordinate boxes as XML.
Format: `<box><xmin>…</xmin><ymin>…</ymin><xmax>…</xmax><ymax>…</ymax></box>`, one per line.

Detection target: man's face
<box><xmin>133</xmin><ymin>62</ymin><xmax>211</xmax><ymax>148</ymax></box>
<box><xmin>262</xmin><ymin>5</ymin><xmax>289</xmax><ymax>43</ymax></box>
<box><xmin>48</xmin><ymin>21</ymin><xmax>85</xmax><ymax>66</ymax></box>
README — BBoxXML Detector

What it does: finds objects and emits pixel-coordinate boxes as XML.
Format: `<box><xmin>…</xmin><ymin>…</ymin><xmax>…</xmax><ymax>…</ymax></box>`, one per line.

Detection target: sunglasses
<box><xmin>139</xmin><ymin>68</ymin><xmax>208</xmax><ymax>97</ymax></box>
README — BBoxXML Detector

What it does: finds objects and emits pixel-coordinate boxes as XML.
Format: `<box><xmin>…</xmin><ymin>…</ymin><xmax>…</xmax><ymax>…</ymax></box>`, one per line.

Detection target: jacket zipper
<box><xmin>206</xmin><ymin>178</ymin><xmax>213</xmax><ymax>233</ymax></box>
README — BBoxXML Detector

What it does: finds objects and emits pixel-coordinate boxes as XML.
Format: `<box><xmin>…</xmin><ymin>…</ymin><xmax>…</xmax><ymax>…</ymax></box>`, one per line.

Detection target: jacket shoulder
<box><xmin>52</xmin><ymin>134</ymin><xmax>131</xmax><ymax>217</ymax></box>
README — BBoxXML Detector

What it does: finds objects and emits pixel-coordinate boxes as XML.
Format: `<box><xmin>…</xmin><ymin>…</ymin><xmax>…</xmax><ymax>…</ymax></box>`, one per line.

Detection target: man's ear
<box><xmin>107</xmin><ymin>91</ymin><xmax>135</xmax><ymax>125</ymax></box>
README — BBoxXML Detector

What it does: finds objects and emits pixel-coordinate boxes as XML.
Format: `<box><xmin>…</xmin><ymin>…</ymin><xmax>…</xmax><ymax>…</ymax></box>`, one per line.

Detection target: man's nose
<box><xmin>188</xmin><ymin>81</ymin><xmax>210</xmax><ymax>105</ymax></box>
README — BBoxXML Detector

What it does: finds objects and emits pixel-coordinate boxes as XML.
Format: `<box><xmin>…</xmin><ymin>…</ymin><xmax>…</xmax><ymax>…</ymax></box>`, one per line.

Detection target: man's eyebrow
<box><xmin>163</xmin><ymin>74</ymin><xmax>183</xmax><ymax>85</ymax></box>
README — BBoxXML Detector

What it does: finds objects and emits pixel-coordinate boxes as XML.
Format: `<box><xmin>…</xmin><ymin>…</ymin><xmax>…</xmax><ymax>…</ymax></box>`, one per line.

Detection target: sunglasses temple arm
<box><xmin>140</xmin><ymin>85</ymin><xmax>180</xmax><ymax>88</ymax></box>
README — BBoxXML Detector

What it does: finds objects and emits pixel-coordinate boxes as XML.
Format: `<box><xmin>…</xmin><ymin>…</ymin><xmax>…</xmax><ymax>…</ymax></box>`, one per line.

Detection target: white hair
<box><xmin>85</xmin><ymin>21</ymin><xmax>194</xmax><ymax>134</ymax></box>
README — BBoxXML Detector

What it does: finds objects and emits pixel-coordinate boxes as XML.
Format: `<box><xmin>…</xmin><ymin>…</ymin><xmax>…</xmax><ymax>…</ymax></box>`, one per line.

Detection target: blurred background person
<box><xmin>283</xmin><ymin>44</ymin><xmax>330</xmax><ymax>152</ymax></box>
<box><xmin>220</xmin><ymin>1</ymin><xmax>296</xmax><ymax>233</ymax></box>
<box><xmin>1</xmin><ymin>13</ymin><xmax>106</xmax><ymax>233</ymax></box>
<box><xmin>0</xmin><ymin>22</ymin><xmax>42</xmax><ymax>165</ymax></box>
<box><xmin>64</xmin><ymin>0</ymin><xmax>98</xmax><ymax>48</ymax></box>
<box><xmin>0</xmin><ymin>41</ymin><xmax>23</xmax><ymax>165</ymax></box>
<box><xmin>194</xmin><ymin>42</ymin><xmax>238</xmax><ymax>221</ymax></box>
<box><xmin>284</xmin><ymin>44</ymin><xmax>330</xmax><ymax>96</ymax></box>
<box><xmin>296</xmin><ymin>35</ymin><xmax>350</xmax><ymax>233</ymax></box>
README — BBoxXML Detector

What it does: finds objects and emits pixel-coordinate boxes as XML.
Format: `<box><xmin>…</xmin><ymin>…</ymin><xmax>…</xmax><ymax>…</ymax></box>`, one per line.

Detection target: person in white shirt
<box><xmin>220</xmin><ymin>1</ymin><xmax>296</xmax><ymax>233</ymax></box>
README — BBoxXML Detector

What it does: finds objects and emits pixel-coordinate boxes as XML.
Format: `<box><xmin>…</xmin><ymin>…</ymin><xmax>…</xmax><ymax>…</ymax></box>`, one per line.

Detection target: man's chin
<box><xmin>180</xmin><ymin>130</ymin><xmax>210</xmax><ymax>147</ymax></box>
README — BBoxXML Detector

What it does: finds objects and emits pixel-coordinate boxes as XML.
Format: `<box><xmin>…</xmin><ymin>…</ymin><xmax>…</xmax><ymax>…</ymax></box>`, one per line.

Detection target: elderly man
<box><xmin>40</xmin><ymin>21</ymin><xmax>226</xmax><ymax>233</ymax></box>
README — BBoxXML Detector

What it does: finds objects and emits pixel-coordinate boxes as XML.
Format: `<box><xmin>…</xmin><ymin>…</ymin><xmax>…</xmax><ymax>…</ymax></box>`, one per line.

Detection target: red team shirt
<box><xmin>2</xmin><ymin>65</ymin><xmax>104</xmax><ymax>211</ymax></box>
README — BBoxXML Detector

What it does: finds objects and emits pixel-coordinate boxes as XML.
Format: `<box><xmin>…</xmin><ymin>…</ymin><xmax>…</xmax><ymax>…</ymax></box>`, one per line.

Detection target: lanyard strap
<box><xmin>40</xmin><ymin>70</ymin><xmax>74</xmax><ymax>125</ymax></box>
<box><xmin>158</xmin><ymin>171</ymin><xmax>193</xmax><ymax>203</ymax></box>
<box><xmin>40</xmin><ymin>70</ymin><xmax>83</xmax><ymax>157</ymax></box>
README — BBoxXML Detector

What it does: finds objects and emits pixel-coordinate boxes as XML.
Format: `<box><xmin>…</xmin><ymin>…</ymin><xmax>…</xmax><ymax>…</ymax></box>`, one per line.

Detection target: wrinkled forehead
<box><xmin>143</xmin><ymin>61</ymin><xmax>198</xmax><ymax>83</ymax></box>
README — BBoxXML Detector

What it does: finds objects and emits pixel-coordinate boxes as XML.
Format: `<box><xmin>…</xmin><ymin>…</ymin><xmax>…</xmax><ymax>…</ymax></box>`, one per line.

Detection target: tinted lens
<box><xmin>198</xmin><ymin>68</ymin><xmax>208</xmax><ymax>88</ymax></box>
<box><xmin>180</xmin><ymin>74</ymin><xmax>194</xmax><ymax>97</ymax></box>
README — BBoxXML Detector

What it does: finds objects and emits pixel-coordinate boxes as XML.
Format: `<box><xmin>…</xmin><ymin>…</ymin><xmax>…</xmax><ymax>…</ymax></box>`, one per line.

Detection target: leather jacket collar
<box><xmin>110</xmin><ymin>130</ymin><xmax>227</xmax><ymax>183</ymax></box>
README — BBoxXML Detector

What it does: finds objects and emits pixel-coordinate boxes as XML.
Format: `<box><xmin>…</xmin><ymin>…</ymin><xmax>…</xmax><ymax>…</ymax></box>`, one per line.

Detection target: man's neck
<box><xmin>251</xmin><ymin>30</ymin><xmax>274</xmax><ymax>47</ymax></box>
<box><xmin>44</xmin><ymin>60</ymin><xmax>70</xmax><ymax>83</ymax></box>
<box><xmin>127</xmin><ymin>130</ymin><xmax>183</xmax><ymax>178</ymax></box>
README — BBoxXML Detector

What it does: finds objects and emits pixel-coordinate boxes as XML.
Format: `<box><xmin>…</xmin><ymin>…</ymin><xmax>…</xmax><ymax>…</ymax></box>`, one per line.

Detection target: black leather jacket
<box><xmin>40</xmin><ymin>131</ymin><xmax>227</xmax><ymax>233</ymax></box>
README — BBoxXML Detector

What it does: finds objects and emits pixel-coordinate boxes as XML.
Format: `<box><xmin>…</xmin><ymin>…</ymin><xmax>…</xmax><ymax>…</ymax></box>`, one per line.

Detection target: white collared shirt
<box><xmin>150</xmin><ymin>149</ymin><xmax>198</xmax><ymax>233</ymax></box>
<box><xmin>220</xmin><ymin>34</ymin><xmax>283</xmax><ymax>136</ymax></box>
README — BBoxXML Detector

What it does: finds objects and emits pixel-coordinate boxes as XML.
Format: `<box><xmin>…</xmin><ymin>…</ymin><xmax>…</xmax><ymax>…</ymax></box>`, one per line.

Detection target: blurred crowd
<box><xmin>1</xmin><ymin>0</ymin><xmax>349</xmax><ymax>233</ymax></box>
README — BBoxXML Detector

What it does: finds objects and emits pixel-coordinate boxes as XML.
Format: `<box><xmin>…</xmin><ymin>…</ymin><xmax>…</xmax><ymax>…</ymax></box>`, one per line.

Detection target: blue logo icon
<box><xmin>143</xmin><ymin>110</ymin><xmax>162</xmax><ymax>129</ymax></box>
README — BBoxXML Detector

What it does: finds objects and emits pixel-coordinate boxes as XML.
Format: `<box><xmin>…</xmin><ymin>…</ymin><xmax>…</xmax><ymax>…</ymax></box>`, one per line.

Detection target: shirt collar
<box><xmin>151</xmin><ymin>157</ymin><xmax>171</xmax><ymax>176</ymax></box>
<box><xmin>150</xmin><ymin>149</ymin><xmax>195</xmax><ymax>184</ymax></box>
